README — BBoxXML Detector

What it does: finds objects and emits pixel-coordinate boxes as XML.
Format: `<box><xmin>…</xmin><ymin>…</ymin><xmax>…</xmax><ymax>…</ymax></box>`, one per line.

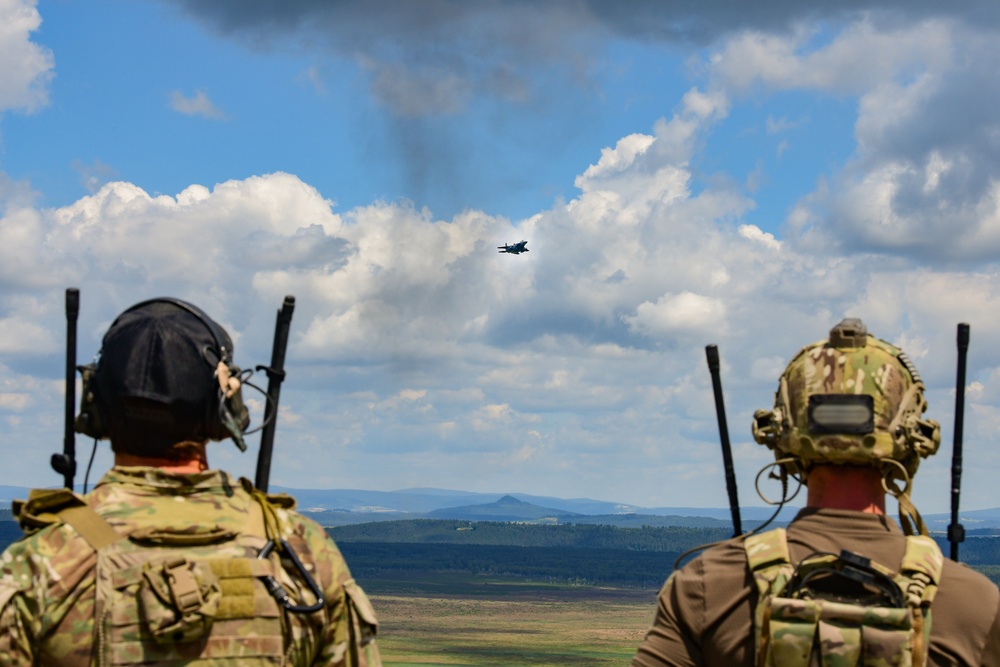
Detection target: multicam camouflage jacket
<box><xmin>0</xmin><ymin>466</ymin><xmax>381</xmax><ymax>667</ymax></box>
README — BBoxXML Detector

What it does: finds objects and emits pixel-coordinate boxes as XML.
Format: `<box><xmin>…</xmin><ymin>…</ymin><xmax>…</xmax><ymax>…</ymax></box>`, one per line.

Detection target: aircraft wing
<box><xmin>498</xmin><ymin>241</ymin><xmax>528</xmax><ymax>254</ymax></box>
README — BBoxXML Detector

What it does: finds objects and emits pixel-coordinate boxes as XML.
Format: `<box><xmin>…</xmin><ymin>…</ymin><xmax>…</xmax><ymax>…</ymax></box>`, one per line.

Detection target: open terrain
<box><xmin>4</xmin><ymin>506</ymin><xmax>1000</xmax><ymax>664</ymax></box>
<box><xmin>363</xmin><ymin>573</ymin><xmax>657</xmax><ymax>666</ymax></box>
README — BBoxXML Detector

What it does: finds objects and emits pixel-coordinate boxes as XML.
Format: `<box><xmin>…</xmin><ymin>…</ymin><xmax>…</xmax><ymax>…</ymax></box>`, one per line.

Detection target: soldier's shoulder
<box><xmin>940</xmin><ymin>558</ymin><xmax>1000</xmax><ymax>603</ymax></box>
<box><xmin>1</xmin><ymin>516</ymin><xmax>94</xmax><ymax>602</ymax></box>
<box><xmin>12</xmin><ymin>487</ymin><xmax>88</xmax><ymax>535</ymax></box>
<box><xmin>701</xmin><ymin>533</ymin><xmax>757</xmax><ymax>566</ymax></box>
<box><xmin>927</xmin><ymin>559</ymin><xmax>1000</xmax><ymax>659</ymax></box>
<box><xmin>281</xmin><ymin>504</ymin><xmax>325</xmax><ymax>528</ymax></box>
<box><xmin>233</xmin><ymin>479</ymin><xmax>344</xmax><ymax>559</ymax></box>
<box><xmin>282</xmin><ymin>506</ymin><xmax>341</xmax><ymax>551</ymax></box>
<box><xmin>671</xmin><ymin>533</ymin><xmax>750</xmax><ymax>584</ymax></box>
<box><xmin>275</xmin><ymin>505</ymin><xmax>353</xmax><ymax>587</ymax></box>
<box><xmin>5</xmin><ymin>488</ymin><xmax>100</xmax><ymax>571</ymax></box>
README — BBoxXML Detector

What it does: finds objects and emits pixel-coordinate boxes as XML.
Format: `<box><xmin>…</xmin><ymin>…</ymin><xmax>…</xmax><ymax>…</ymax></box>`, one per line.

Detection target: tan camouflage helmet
<box><xmin>752</xmin><ymin>318</ymin><xmax>941</xmax><ymax>480</ymax></box>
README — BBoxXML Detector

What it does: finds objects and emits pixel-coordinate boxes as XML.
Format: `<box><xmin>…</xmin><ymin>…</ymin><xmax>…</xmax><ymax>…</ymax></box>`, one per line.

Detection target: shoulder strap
<box><xmin>899</xmin><ymin>535</ymin><xmax>943</xmax><ymax>602</ymax></box>
<box><xmin>899</xmin><ymin>534</ymin><xmax>943</xmax><ymax>667</ymax></box>
<box><xmin>745</xmin><ymin>529</ymin><xmax>793</xmax><ymax>667</ymax></box>
<box><xmin>745</xmin><ymin>528</ymin><xmax>793</xmax><ymax>587</ymax></box>
<box><xmin>57</xmin><ymin>505</ymin><xmax>125</xmax><ymax>550</ymax></box>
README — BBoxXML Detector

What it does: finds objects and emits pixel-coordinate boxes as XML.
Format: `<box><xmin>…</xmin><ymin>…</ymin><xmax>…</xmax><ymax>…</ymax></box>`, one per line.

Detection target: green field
<box><xmin>364</xmin><ymin>573</ymin><xmax>658</xmax><ymax>666</ymax></box>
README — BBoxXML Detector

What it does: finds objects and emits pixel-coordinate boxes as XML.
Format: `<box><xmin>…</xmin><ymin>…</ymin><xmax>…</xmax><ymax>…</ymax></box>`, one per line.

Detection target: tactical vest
<box><xmin>744</xmin><ymin>528</ymin><xmax>943</xmax><ymax>667</ymax></box>
<box><xmin>15</xmin><ymin>482</ymin><xmax>377</xmax><ymax>667</ymax></box>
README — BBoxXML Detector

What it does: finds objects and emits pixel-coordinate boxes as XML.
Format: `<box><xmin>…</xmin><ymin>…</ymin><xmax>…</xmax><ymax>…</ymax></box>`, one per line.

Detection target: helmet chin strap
<box><xmin>881</xmin><ymin>458</ymin><xmax>928</xmax><ymax>536</ymax></box>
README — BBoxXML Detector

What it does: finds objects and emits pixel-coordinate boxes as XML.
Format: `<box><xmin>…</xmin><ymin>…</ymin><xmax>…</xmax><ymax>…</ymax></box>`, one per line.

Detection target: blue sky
<box><xmin>3</xmin><ymin>0</ymin><xmax>1000</xmax><ymax>517</ymax></box>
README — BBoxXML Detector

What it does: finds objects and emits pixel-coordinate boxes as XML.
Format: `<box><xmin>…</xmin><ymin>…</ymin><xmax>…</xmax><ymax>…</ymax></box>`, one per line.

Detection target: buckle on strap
<box><xmin>257</xmin><ymin>539</ymin><xmax>326</xmax><ymax>614</ymax></box>
<box><xmin>164</xmin><ymin>556</ymin><xmax>205</xmax><ymax>614</ymax></box>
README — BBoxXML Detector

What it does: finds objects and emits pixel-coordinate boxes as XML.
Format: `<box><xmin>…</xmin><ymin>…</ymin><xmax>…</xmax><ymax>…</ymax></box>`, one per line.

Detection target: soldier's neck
<box><xmin>114</xmin><ymin>450</ymin><xmax>210</xmax><ymax>474</ymax></box>
<box><xmin>806</xmin><ymin>464</ymin><xmax>886</xmax><ymax>515</ymax></box>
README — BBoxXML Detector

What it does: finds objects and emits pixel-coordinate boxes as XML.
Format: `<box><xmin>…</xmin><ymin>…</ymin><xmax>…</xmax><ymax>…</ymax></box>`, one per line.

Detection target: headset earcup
<box><xmin>74</xmin><ymin>364</ymin><xmax>108</xmax><ymax>439</ymax></box>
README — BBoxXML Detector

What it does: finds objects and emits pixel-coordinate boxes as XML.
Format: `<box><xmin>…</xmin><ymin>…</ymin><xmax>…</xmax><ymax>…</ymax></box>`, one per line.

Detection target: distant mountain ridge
<box><xmin>265</xmin><ymin>487</ymin><xmax>647</xmax><ymax>516</ymax></box>
<box><xmin>3</xmin><ymin>484</ymin><xmax>999</xmax><ymax>531</ymax></box>
<box><xmin>426</xmin><ymin>494</ymin><xmax>580</xmax><ymax>522</ymax></box>
<box><xmin>1</xmin><ymin>483</ymin><xmax>767</xmax><ymax>520</ymax></box>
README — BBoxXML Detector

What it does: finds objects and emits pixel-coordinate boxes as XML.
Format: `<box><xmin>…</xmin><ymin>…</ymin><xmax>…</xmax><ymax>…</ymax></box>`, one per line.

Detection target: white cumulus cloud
<box><xmin>0</xmin><ymin>0</ymin><xmax>53</xmax><ymax>113</ymax></box>
<box><xmin>625</xmin><ymin>292</ymin><xmax>728</xmax><ymax>338</ymax></box>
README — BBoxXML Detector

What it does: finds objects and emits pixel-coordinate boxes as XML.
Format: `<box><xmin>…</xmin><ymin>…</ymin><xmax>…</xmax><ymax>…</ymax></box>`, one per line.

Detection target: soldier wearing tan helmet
<box><xmin>0</xmin><ymin>299</ymin><xmax>381</xmax><ymax>666</ymax></box>
<box><xmin>632</xmin><ymin>318</ymin><xmax>1000</xmax><ymax>667</ymax></box>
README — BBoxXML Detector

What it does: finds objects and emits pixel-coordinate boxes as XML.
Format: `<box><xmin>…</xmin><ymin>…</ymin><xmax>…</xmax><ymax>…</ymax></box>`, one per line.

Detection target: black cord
<box><xmin>238</xmin><ymin>374</ymin><xmax>275</xmax><ymax>436</ymax></box>
<box><xmin>672</xmin><ymin>466</ymin><xmax>799</xmax><ymax>571</ymax></box>
<box><xmin>83</xmin><ymin>438</ymin><xmax>98</xmax><ymax>494</ymax></box>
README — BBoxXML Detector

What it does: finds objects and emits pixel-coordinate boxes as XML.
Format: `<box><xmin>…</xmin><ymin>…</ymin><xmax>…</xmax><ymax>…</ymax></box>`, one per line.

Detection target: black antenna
<box><xmin>255</xmin><ymin>296</ymin><xmax>296</xmax><ymax>493</ymax></box>
<box><xmin>706</xmin><ymin>344</ymin><xmax>742</xmax><ymax>537</ymax></box>
<box><xmin>52</xmin><ymin>288</ymin><xmax>79</xmax><ymax>489</ymax></box>
<box><xmin>948</xmin><ymin>323</ymin><xmax>970</xmax><ymax>561</ymax></box>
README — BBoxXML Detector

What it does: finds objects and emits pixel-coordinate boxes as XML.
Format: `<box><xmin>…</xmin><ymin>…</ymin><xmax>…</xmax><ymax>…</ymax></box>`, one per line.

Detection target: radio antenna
<box><xmin>255</xmin><ymin>296</ymin><xmax>295</xmax><ymax>492</ymax></box>
<box><xmin>52</xmin><ymin>288</ymin><xmax>79</xmax><ymax>489</ymax></box>
<box><xmin>706</xmin><ymin>344</ymin><xmax>742</xmax><ymax>537</ymax></box>
<box><xmin>948</xmin><ymin>323</ymin><xmax>970</xmax><ymax>561</ymax></box>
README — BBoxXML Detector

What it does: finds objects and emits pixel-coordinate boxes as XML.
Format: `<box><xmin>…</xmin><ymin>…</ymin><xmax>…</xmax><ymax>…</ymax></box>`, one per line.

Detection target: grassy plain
<box><xmin>364</xmin><ymin>572</ymin><xmax>658</xmax><ymax>666</ymax></box>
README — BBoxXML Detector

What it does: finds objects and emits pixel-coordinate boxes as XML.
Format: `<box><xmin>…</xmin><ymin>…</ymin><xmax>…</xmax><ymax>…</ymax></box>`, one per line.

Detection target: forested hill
<box><xmin>329</xmin><ymin>519</ymin><xmax>733</xmax><ymax>552</ymax></box>
<box><xmin>328</xmin><ymin>519</ymin><xmax>1000</xmax><ymax>588</ymax></box>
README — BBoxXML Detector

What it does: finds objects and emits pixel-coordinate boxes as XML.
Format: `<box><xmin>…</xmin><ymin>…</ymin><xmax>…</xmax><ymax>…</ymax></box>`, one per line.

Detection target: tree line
<box><xmin>328</xmin><ymin>519</ymin><xmax>1000</xmax><ymax>588</ymax></box>
<box><xmin>328</xmin><ymin>519</ymin><xmax>734</xmax><ymax>552</ymax></box>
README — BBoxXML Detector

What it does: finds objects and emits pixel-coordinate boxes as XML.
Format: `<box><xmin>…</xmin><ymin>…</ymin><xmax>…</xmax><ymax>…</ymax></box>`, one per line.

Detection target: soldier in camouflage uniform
<box><xmin>0</xmin><ymin>299</ymin><xmax>381</xmax><ymax>666</ymax></box>
<box><xmin>632</xmin><ymin>319</ymin><xmax>1000</xmax><ymax>667</ymax></box>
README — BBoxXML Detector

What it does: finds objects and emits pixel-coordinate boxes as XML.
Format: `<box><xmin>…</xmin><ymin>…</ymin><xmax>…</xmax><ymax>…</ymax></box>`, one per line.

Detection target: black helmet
<box><xmin>79</xmin><ymin>298</ymin><xmax>249</xmax><ymax>457</ymax></box>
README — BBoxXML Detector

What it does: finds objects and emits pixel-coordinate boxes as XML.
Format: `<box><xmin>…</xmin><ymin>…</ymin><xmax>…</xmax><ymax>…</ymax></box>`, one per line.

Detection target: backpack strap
<box><xmin>899</xmin><ymin>535</ymin><xmax>944</xmax><ymax>666</ymax></box>
<box><xmin>11</xmin><ymin>487</ymin><xmax>124</xmax><ymax>549</ymax></box>
<box><xmin>899</xmin><ymin>535</ymin><xmax>943</xmax><ymax>604</ymax></box>
<box><xmin>745</xmin><ymin>528</ymin><xmax>794</xmax><ymax>667</ymax></box>
<box><xmin>57</xmin><ymin>505</ymin><xmax>125</xmax><ymax>550</ymax></box>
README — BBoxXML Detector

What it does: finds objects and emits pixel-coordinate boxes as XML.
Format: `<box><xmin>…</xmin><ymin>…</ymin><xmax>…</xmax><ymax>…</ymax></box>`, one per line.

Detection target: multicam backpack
<box><xmin>745</xmin><ymin>528</ymin><xmax>943</xmax><ymax>667</ymax></box>
<box><xmin>16</xmin><ymin>483</ymin><xmax>376</xmax><ymax>667</ymax></box>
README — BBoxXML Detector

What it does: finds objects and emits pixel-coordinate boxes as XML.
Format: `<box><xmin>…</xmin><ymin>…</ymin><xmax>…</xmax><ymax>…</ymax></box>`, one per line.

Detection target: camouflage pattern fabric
<box><xmin>745</xmin><ymin>528</ymin><xmax>942</xmax><ymax>667</ymax></box>
<box><xmin>0</xmin><ymin>466</ymin><xmax>380</xmax><ymax>667</ymax></box>
<box><xmin>753</xmin><ymin>334</ymin><xmax>940</xmax><ymax>479</ymax></box>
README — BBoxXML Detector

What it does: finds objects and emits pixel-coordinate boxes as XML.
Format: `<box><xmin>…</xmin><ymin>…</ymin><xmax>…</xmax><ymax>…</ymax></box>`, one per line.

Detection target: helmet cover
<box><xmin>753</xmin><ymin>318</ymin><xmax>940</xmax><ymax>479</ymax></box>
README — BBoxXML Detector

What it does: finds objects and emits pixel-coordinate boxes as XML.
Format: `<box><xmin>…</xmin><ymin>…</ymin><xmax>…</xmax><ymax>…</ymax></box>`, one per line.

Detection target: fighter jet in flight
<box><xmin>498</xmin><ymin>240</ymin><xmax>529</xmax><ymax>254</ymax></box>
